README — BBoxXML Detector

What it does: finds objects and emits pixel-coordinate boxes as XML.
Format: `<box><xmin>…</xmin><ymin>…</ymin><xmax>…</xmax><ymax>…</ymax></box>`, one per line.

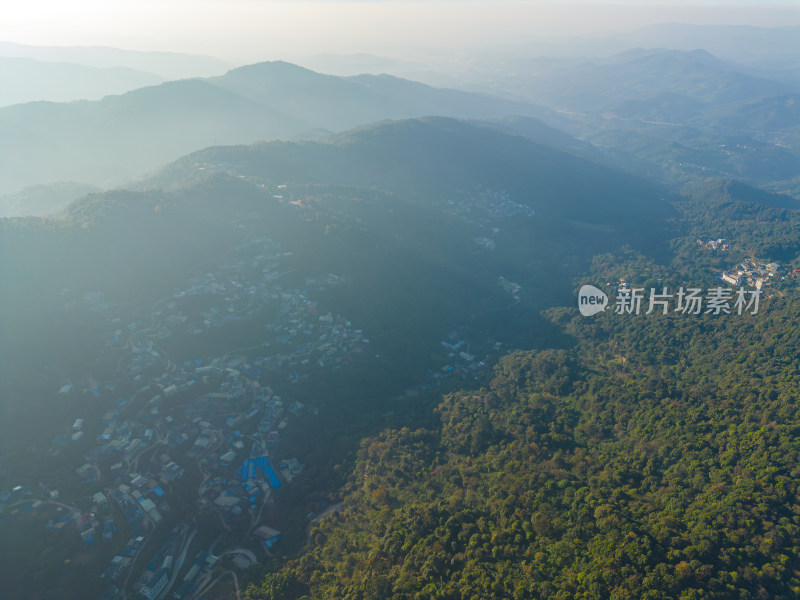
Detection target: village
<box><xmin>720</xmin><ymin>258</ymin><xmax>782</xmax><ymax>290</ymax></box>
<box><xmin>698</xmin><ymin>237</ymin><xmax>800</xmax><ymax>290</ymax></box>
<box><xmin>0</xmin><ymin>221</ymin><xmax>499</xmax><ymax>600</ymax></box>
<box><xmin>0</xmin><ymin>234</ymin><xmax>373</xmax><ymax>600</ymax></box>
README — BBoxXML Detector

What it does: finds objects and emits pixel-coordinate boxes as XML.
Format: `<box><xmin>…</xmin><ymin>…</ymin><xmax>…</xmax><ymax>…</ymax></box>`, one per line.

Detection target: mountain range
<box><xmin>0</xmin><ymin>61</ymin><xmax>542</xmax><ymax>198</ymax></box>
<box><xmin>2</xmin><ymin>41</ymin><xmax>798</xmax><ymax>213</ymax></box>
<box><xmin>0</xmin><ymin>117</ymin><xmax>676</xmax><ymax>427</ymax></box>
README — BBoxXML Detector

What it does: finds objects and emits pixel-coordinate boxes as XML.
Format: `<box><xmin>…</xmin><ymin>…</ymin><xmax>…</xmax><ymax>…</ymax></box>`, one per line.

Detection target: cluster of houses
<box><xmin>721</xmin><ymin>259</ymin><xmax>780</xmax><ymax>290</ymax></box>
<box><xmin>436</xmin><ymin>331</ymin><xmax>487</xmax><ymax>379</ymax></box>
<box><xmin>106</xmin><ymin>237</ymin><xmax>368</xmax><ymax>384</ymax></box>
<box><xmin>698</xmin><ymin>238</ymin><xmax>788</xmax><ymax>291</ymax></box>
<box><xmin>697</xmin><ymin>238</ymin><xmax>730</xmax><ymax>252</ymax></box>
<box><xmin>100</xmin><ymin>535</ymin><xmax>147</xmax><ymax>592</ymax></box>
<box><xmin>98</xmin><ymin>531</ymin><xmax>217</xmax><ymax>600</ymax></box>
<box><xmin>443</xmin><ymin>187</ymin><xmax>535</xmax><ymax>225</ymax></box>
<box><xmin>77</xmin><ymin>355</ymin><xmax>308</xmax><ymax>598</ymax></box>
<box><xmin>0</xmin><ymin>483</ymin><xmax>118</xmax><ymax>548</ymax></box>
<box><xmin>0</xmin><ymin>230</ymin><xmax>374</xmax><ymax>600</ymax></box>
<box><xmin>109</xmin><ymin>472</ymin><xmax>169</xmax><ymax>531</ymax></box>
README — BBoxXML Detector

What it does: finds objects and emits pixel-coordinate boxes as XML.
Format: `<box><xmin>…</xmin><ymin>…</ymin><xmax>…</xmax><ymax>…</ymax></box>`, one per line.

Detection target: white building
<box><xmin>721</xmin><ymin>272</ymin><xmax>741</xmax><ymax>286</ymax></box>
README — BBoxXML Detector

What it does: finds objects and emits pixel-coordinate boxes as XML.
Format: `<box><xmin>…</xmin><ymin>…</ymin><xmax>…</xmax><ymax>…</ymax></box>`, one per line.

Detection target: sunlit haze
<box><xmin>4</xmin><ymin>0</ymin><xmax>800</xmax><ymax>597</ymax></box>
<box><xmin>2</xmin><ymin>0</ymin><xmax>799</xmax><ymax>62</ymax></box>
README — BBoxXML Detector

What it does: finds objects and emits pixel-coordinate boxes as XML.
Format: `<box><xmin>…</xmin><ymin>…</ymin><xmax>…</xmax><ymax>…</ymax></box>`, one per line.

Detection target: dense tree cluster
<box><xmin>245</xmin><ymin>295</ymin><xmax>800</xmax><ymax>600</ymax></box>
<box><xmin>676</xmin><ymin>179</ymin><xmax>800</xmax><ymax>261</ymax></box>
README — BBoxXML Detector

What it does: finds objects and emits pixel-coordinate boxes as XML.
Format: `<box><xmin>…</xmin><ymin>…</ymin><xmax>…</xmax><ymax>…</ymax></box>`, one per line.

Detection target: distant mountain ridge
<box><xmin>612</xmin><ymin>24</ymin><xmax>800</xmax><ymax>68</ymax></box>
<box><xmin>521</xmin><ymin>49</ymin><xmax>795</xmax><ymax>112</ymax></box>
<box><xmin>0</xmin><ymin>57</ymin><xmax>164</xmax><ymax>107</ymax></box>
<box><xmin>0</xmin><ymin>60</ymin><xmax>545</xmax><ymax>198</ymax></box>
<box><xmin>460</xmin><ymin>46</ymin><xmax>800</xmax><ymax>192</ymax></box>
<box><xmin>0</xmin><ymin>40</ymin><xmax>231</xmax><ymax>79</ymax></box>
<box><xmin>140</xmin><ymin>116</ymin><xmax>673</xmax><ymax>236</ymax></box>
<box><xmin>210</xmin><ymin>61</ymin><xmax>535</xmax><ymax>132</ymax></box>
<box><xmin>0</xmin><ymin>181</ymin><xmax>101</xmax><ymax>218</ymax></box>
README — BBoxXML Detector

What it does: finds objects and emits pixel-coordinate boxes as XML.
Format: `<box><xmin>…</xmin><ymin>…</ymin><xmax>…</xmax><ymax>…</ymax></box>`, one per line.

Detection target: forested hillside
<box><xmin>269</xmin><ymin>297</ymin><xmax>800</xmax><ymax>600</ymax></box>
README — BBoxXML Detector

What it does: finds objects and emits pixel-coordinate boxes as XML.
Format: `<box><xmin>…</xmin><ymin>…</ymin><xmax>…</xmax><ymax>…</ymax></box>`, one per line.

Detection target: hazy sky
<box><xmin>2</xmin><ymin>1</ymin><xmax>799</xmax><ymax>61</ymax></box>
